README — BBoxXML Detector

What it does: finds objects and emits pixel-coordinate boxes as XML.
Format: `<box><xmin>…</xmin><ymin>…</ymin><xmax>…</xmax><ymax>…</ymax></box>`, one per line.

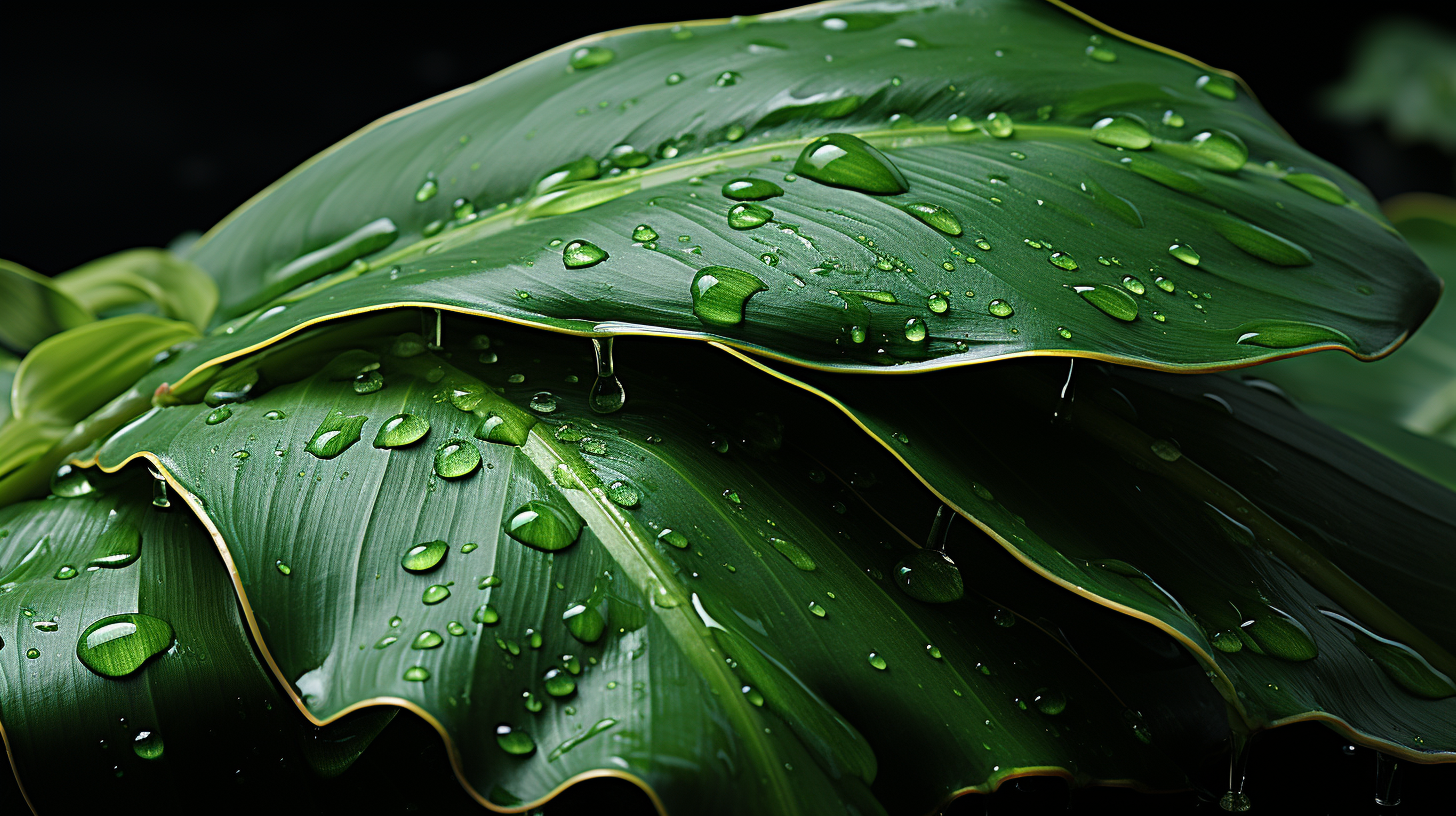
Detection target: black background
<box><xmin>3</xmin><ymin>1</ymin><xmax>1456</xmax><ymax>814</ymax></box>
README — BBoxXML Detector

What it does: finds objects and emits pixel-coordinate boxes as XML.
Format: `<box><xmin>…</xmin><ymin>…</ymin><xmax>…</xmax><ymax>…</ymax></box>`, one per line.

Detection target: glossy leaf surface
<box><xmin>748</xmin><ymin>351</ymin><xmax>1456</xmax><ymax>759</ymax></box>
<box><xmin>164</xmin><ymin>0</ymin><xmax>1432</xmax><ymax>377</ymax></box>
<box><xmin>0</xmin><ymin>259</ymin><xmax>92</xmax><ymax>353</ymax></box>
<box><xmin>95</xmin><ymin>314</ymin><xmax>1183</xmax><ymax>814</ymax></box>
<box><xmin>51</xmin><ymin>248</ymin><xmax>219</xmax><ymax>330</ymax></box>
<box><xmin>0</xmin><ymin>476</ymin><xmax>393</xmax><ymax>813</ymax></box>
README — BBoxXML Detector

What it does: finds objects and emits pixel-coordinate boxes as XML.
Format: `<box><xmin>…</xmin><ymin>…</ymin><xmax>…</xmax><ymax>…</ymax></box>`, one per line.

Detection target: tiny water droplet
<box><xmin>808</xmin><ymin>601</ymin><xmax>827</xmax><ymax>618</ymax></box>
<box><xmin>768</xmin><ymin>537</ymin><xmax>815</xmax><ymax>571</ymax></box>
<box><xmin>414</xmin><ymin>178</ymin><xmax>438</xmax><ymax>202</ymax></box>
<box><xmin>658</xmin><ymin>529</ymin><xmax>690</xmax><ymax>549</ymax></box>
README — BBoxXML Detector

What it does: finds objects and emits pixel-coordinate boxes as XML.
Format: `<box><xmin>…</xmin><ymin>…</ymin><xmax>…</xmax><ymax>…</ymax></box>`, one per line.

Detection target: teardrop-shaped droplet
<box><xmin>505</xmin><ymin>500</ymin><xmax>582</xmax><ymax>551</ymax></box>
<box><xmin>1185</xmin><ymin>130</ymin><xmax>1248</xmax><ymax>171</ymax></box>
<box><xmin>657</xmin><ymin>529</ymin><xmax>690</xmax><ymax>549</ymax></box>
<box><xmin>1070</xmin><ymin>284</ymin><xmax>1140</xmax><ymax>322</ymax></box>
<box><xmin>434</xmin><ymin>439</ymin><xmax>481</xmax><ymax>478</ymax></box>
<box><xmin>988</xmin><ymin>299</ymin><xmax>1014</xmax><ymax>318</ymax></box>
<box><xmin>88</xmin><ymin>523</ymin><xmax>141</xmax><ymax>569</ymax></box>
<box><xmin>893</xmin><ymin>549</ymin><xmax>965</xmax><ymax>603</ymax></box>
<box><xmin>768</xmin><ymin>537</ymin><xmax>815</xmax><ymax>571</ymax></box>
<box><xmin>1033</xmin><ymin>687</ymin><xmax>1067</xmax><ymax>715</ymax></box>
<box><xmin>205</xmin><ymin>405</ymin><xmax>232</xmax><ymax>425</ymax></box>
<box><xmin>606</xmin><ymin>479</ymin><xmax>640</xmax><ymax>507</ymax></box>
<box><xmin>473</xmin><ymin>604</ymin><xmax>500</xmax><ymax>625</ymax></box>
<box><xmin>793</xmin><ymin>133</ymin><xmax>908</xmax><ymax>195</ymax></box>
<box><xmin>1211</xmin><ymin>217</ymin><xmax>1313</xmax><ymax>266</ymax></box>
<box><xmin>1233</xmin><ymin>320</ymin><xmax>1352</xmax><ymax>350</ymax></box>
<box><xmin>1085</xmin><ymin>44</ymin><xmax>1117</xmax><ymax>62</ymax></box>
<box><xmin>306</xmin><ymin>412</ymin><xmax>367</xmax><ymax>459</ymax></box>
<box><xmin>411</xmin><ymin>630</ymin><xmax>443</xmax><ymax>650</ymax></box>
<box><xmin>76</xmin><ymin>613</ymin><xmax>175</xmax><ymax>678</ymax></box>
<box><xmin>690</xmin><ymin>266</ymin><xmax>767</xmax><ymax>327</ymax></box>
<box><xmin>403</xmin><ymin>666</ymin><xmax>430</xmax><ymax>682</ymax></box>
<box><xmin>721</xmin><ymin>178</ymin><xmax>785</xmax><ymax>201</ymax></box>
<box><xmin>374</xmin><ymin>413</ymin><xmax>429</xmax><ymax>448</ymax></box>
<box><xmin>562</xmin><ymin>602</ymin><xmax>605</xmax><ymax>644</ymax></box>
<box><xmin>1239</xmin><ymin>606</ymin><xmax>1318</xmax><ymax>661</ymax></box>
<box><xmin>1091</xmin><ymin>116</ymin><xmax>1152</xmax><ymax>149</ymax></box>
<box><xmin>728</xmin><ymin>202</ymin><xmax>773</xmax><ymax>230</ymax></box>
<box><xmin>54</xmin><ymin>565</ymin><xmax>77</xmax><ymax>580</ymax></box>
<box><xmin>568</xmin><ymin>46</ymin><xmax>614</xmax><ymax>70</ymax></box>
<box><xmin>1196</xmin><ymin>74</ymin><xmax>1237</xmax><ymax>100</ymax></box>
<box><xmin>589</xmin><ymin>337</ymin><xmax>627</xmax><ymax>415</ymax></box>
<box><xmin>415</xmin><ymin>178</ymin><xmax>439</xmax><ymax>202</ymax></box>
<box><xmin>903</xmin><ymin>317</ymin><xmax>927</xmax><ymax>343</ymax></box>
<box><xmin>1121</xmin><ymin>276</ymin><xmax>1146</xmax><ymax>295</ymax></box>
<box><xmin>495</xmin><ymin>723</ymin><xmax>537</xmax><ymax>756</ymax></box>
<box><xmin>1048</xmin><ymin>252</ymin><xmax>1078</xmax><ymax>271</ymax></box>
<box><xmin>1283</xmin><ymin>173</ymin><xmax>1348</xmax><ymax>204</ymax></box>
<box><xmin>867</xmin><ymin>652</ymin><xmax>888</xmax><ymax>670</ymax></box>
<box><xmin>1168</xmin><ymin>243</ymin><xmax>1201</xmax><ymax>266</ymax></box>
<box><xmin>901</xmin><ymin>203</ymin><xmax>962</xmax><ymax>235</ymax></box>
<box><xmin>422</xmin><ymin>585</ymin><xmax>451</xmax><ymax>605</ymax></box>
<box><xmin>562</xmin><ymin>240</ymin><xmax>608</xmax><ymax>269</ymax></box>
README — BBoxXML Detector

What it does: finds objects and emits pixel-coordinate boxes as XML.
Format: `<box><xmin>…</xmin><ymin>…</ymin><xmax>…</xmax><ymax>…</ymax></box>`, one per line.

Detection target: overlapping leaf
<box><xmin>0</xmin><ymin>475</ymin><xmax>399</xmax><ymax>813</ymax></box>
<box><xmin>93</xmin><ymin>314</ymin><xmax>1185</xmax><ymax>814</ymax></box>
<box><xmin>737</xmin><ymin>349</ymin><xmax>1456</xmax><ymax>759</ymax></box>
<box><xmin>147</xmin><ymin>0</ymin><xmax>1433</xmax><ymax>380</ymax></box>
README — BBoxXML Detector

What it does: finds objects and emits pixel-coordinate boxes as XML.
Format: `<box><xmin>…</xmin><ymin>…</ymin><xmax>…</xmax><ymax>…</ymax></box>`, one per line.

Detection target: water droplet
<box><xmin>1211</xmin><ymin>217</ymin><xmax>1313</xmax><ymax>266</ymax></box>
<box><xmin>422</xmin><ymin>585</ymin><xmax>451</xmax><ymax>605</ymax></box>
<box><xmin>1186</xmin><ymin>130</ymin><xmax>1249</xmax><ymax>171</ymax></box>
<box><xmin>505</xmin><ymin>501</ymin><xmax>581</xmax><ymax>551</ymax></box>
<box><xmin>54</xmin><ymin>565</ymin><xmax>78</xmax><ymax>580</ymax></box>
<box><xmin>988</xmin><ymin>299</ymin><xmax>1014</xmax><ymax>318</ymax></box>
<box><xmin>1162</xmin><ymin>109</ymin><xmax>1185</xmax><ymax>127</ymax></box>
<box><xmin>306</xmin><ymin>412</ymin><xmax>367</xmax><ymax>459</ymax></box>
<box><xmin>665</xmin><ymin>72</ymin><xmax>683</xmax><ymax>85</ymax></box>
<box><xmin>411</xmin><ymin>630</ymin><xmax>443</xmax><ymax>650</ymax></box>
<box><xmin>50</xmin><ymin>464</ymin><xmax>97</xmax><ymax>498</ymax></box>
<box><xmin>1070</xmin><ymin>284</ymin><xmax>1139</xmax><ymax>321</ymax></box>
<box><xmin>1120</xmin><ymin>275</ymin><xmax>1146</xmax><ymax>295</ymax></box>
<box><xmin>728</xmin><ymin>202</ymin><xmax>773</xmax><ymax>230</ymax></box>
<box><xmin>374</xmin><ymin>413</ymin><xmax>429</xmax><ymax>448</ymax></box>
<box><xmin>473</xmin><ymin>604</ymin><xmax>500</xmax><ymax>625</ymax></box>
<box><xmin>981</xmin><ymin>112</ymin><xmax>1014</xmax><ymax>139</ymax></box>
<box><xmin>926</xmin><ymin>644</ymin><xmax>942</xmax><ymax>659</ymax></box>
<box><xmin>569</xmin><ymin>47</ymin><xmax>614</xmax><ymax>70</ymax></box>
<box><xmin>690</xmin><ymin>266</ymin><xmax>767</xmax><ymax>326</ymax></box>
<box><xmin>26</xmin><ymin>648</ymin><xmax>38</xmax><ymax>659</ymax></box>
<box><xmin>562</xmin><ymin>240</ymin><xmax>608</xmax><ymax>269</ymax></box>
<box><xmin>1283</xmin><ymin>173</ymin><xmax>1348</xmax><ymax>204</ymax></box>
<box><xmin>925</xmin><ymin>292</ymin><xmax>950</xmax><ymax>314</ymax></box>
<box><xmin>132</xmin><ymin>730</ymin><xmax>164</xmax><ymax>760</ymax></box>
<box><xmin>414</xmin><ymin>178</ymin><xmax>438</xmax><ymax>202</ymax></box>
<box><xmin>1196</xmin><ymin>74</ymin><xmax>1237</xmax><ymax>100</ymax></box>
<box><xmin>722</xmin><ymin>178</ymin><xmax>784</xmax><ymax>201</ymax></box>
<box><xmin>1240</xmin><ymin>606</ymin><xmax>1318</xmax><ymax>661</ymax></box>
<box><xmin>893</xmin><ymin>550</ymin><xmax>965</xmax><ymax>603</ymax></box>
<box><xmin>403</xmin><ymin>666</ymin><xmax>430</xmax><ymax>682</ymax></box>
<box><xmin>715</xmin><ymin>70</ymin><xmax>741</xmax><ymax>87</ymax></box>
<box><xmin>901</xmin><ymin>203</ymin><xmax>962</xmax><ymax>235</ymax></box>
<box><xmin>1150</xmin><ymin>439</ymin><xmax>1182</xmax><ymax>461</ymax></box>
<box><xmin>528</xmin><ymin>392</ymin><xmax>558</xmax><ymax>413</ymax></box>
<box><xmin>867</xmin><ymin>652</ymin><xmax>887</xmax><ymax>670</ymax></box>
<box><xmin>1057</xmin><ymin>326</ymin><xmax>1073</xmax><ymax>340</ymax></box>
<box><xmin>275</xmin><ymin>560</ymin><xmax>291</xmax><ymax>575</ymax></box>
<box><xmin>1234</xmin><ymin>320</ymin><xmax>1352</xmax><ymax>350</ymax></box>
<box><xmin>434</xmin><ymin>439</ymin><xmax>481</xmax><ymax>479</ymax></box>
<box><xmin>765</xmin><ymin>537</ymin><xmax>815</xmax><ymax>571</ymax></box>
<box><xmin>657</xmin><ymin>529</ymin><xmax>689</xmax><ymax>549</ymax></box>
<box><xmin>401</xmin><ymin>541</ymin><xmax>448</xmax><ymax>574</ymax></box>
<box><xmin>903</xmin><ymin>317</ymin><xmax>927</xmax><ymax>343</ymax></box>
<box><xmin>1085</xmin><ymin>45</ymin><xmax>1117</xmax><ymax>62</ymax></box>
<box><xmin>1049</xmin><ymin>252</ymin><xmax>1078</xmax><ymax>271</ymax></box>
<box><xmin>76</xmin><ymin>614</ymin><xmax>174</xmax><ymax>678</ymax></box>
<box><xmin>632</xmin><ymin>224</ymin><xmax>658</xmax><ymax>242</ymax></box>
<box><xmin>606</xmin><ymin>480</ymin><xmax>640</xmax><ymax>507</ymax></box>
<box><xmin>993</xmin><ymin>609</ymin><xmax>1016</xmax><ymax>627</ymax></box>
<box><xmin>374</xmin><ymin>635</ymin><xmax>398</xmax><ymax>649</ymax></box>
<box><xmin>1168</xmin><ymin>243</ymin><xmax>1201</xmax><ymax>266</ymax></box>
<box><xmin>1154</xmin><ymin>276</ymin><xmax>1176</xmax><ymax>293</ymax></box>
<box><xmin>205</xmin><ymin>406</ymin><xmax>232</xmax><ymax>425</ymax></box>
<box><xmin>1033</xmin><ymin>688</ymin><xmax>1067</xmax><ymax>715</ymax></box>
<box><xmin>1219</xmin><ymin>791</ymin><xmax>1252</xmax><ymax>812</ymax></box>
<box><xmin>562</xmin><ymin>602</ymin><xmax>605</xmax><ymax>644</ymax></box>
<box><xmin>1091</xmin><ymin>116</ymin><xmax>1151</xmax><ymax>149</ymax></box>
<box><xmin>793</xmin><ymin>133</ymin><xmax>908</xmax><ymax>194</ymax></box>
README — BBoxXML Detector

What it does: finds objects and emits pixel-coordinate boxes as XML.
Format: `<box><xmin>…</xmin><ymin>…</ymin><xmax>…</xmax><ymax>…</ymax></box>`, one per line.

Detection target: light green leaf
<box><xmin>157</xmin><ymin>0</ymin><xmax>1430</xmax><ymax>378</ymax></box>
<box><xmin>94</xmin><ymin>314</ymin><xmax>1184</xmax><ymax>814</ymax></box>
<box><xmin>53</xmin><ymin>248</ymin><xmax>219</xmax><ymax>330</ymax></box>
<box><xmin>0</xmin><ymin>258</ymin><xmax>93</xmax><ymax>352</ymax></box>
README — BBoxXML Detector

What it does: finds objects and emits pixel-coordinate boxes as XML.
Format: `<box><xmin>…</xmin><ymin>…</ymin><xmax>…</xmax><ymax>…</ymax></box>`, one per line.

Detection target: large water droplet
<box><xmin>401</xmin><ymin>540</ymin><xmax>447</xmax><ymax>573</ymax></box>
<box><xmin>901</xmin><ymin>203</ymin><xmax>962</xmax><ymax>235</ymax></box>
<box><xmin>374</xmin><ymin>413</ymin><xmax>430</xmax><ymax>448</ymax></box>
<box><xmin>562</xmin><ymin>602</ymin><xmax>605</xmax><ymax>643</ymax></box>
<box><xmin>893</xmin><ymin>550</ymin><xmax>964</xmax><ymax>603</ymax></box>
<box><xmin>722</xmin><ymin>178</ymin><xmax>785</xmax><ymax>201</ymax></box>
<box><xmin>132</xmin><ymin>730</ymin><xmax>164</xmax><ymax>760</ymax></box>
<box><xmin>903</xmin><ymin>317</ymin><xmax>927</xmax><ymax>343</ymax></box>
<box><xmin>403</xmin><ymin>666</ymin><xmax>431</xmax><ymax>682</ymax></box>
<box><xmin>1239</xmin><ymin>606</ymin><xmax>1318</xmax><ymax>661</ymax></box>
<box><xmin>728</xmin><ymin>202</ymin><xmax>774</xmax><ymax>230</ymax></box>
<box><xmin>632</xmin><ymin>224</ymin><xmax>659</xmax><ymax>242</ymax></box>
<box><xmin>1048</xmin><ymin>252</ymin><xmax>1078</xmax><ymax>271</ymax></box>
<box><xmin>1069</xmin><ymin>284</ymin><xmax>1139</xmax><ymax>322</ymax></box>
<box><xmin>535</xmin><ymin>157</ymin><xmax>601</xmax><ymax>196</ymax></box>
<box><xmin>981</xmin><ymin>112</ymin><xmax>1014</xmax><ymax>139</ymax></box>
<box><xmin>505</xmin><ymin>500</ymin><xmax>581</xmax><ymax>551</ymax></box>
<box><xmin>1184</xmin><ymin>130</ymin><xmax>1248</xmax><ymax>171</ymax></box>
<box><xmin>562</xmin><ymin>240</ymin><xmax>608</xmax><ymax>269</ymax></box>
<box><xmin>1168</xmin><ymin>243</ymin><xmax>1201</xmax><ymax>266</ymax></box>
<box><xmin>76</xmin><ymin>613</ymin><xmax>175</xmax><ymax>678</ymax></box>
<box><xmin>411</xmin><ymin>630</ymin><xmax>443</xmax><ymax>650</ymax></box>
<box><xmin>690</xmin><ymin>266</ymin><xmax>767</xmax><ymax>326</ymax></box>
<box><xmin>51</xmin><ymin>464</ymin><xmax>96</xmax><ymax>498</ymax></box>
<box><xmin>306</xmin><ymin>412</ymin><xmax>367</xmax><ymax>459</ymax></box>
<box><xmin>1091</xmin><ymin>116</ymin><xmax>1152</xmax><ymax>149</ymax></box>
<box><xmin>768</xmin><ymin>537</ymin><xmax>815</xmax><ymax>571</ymax></box>
<box><xmin>658</xmin><ymin>529</ymin><xmax>689</xmax><ymax>549</ymax></box>
<box><xmin>1233</xmin><ymin>320</ymin><xmax>1352</xmax><ymax>350</ymax></box>
<box><xmin>1033</xmin><ymin>688</ymin><xmax>1067</xmax><ymax>715</ymax></box>
<box><xmin>1211</xmin><ymin>217</ymin><xmax>1313</xmax><ymax>266</ymax></box>
<box><xmin>434</xmin><ymin>439</ymin><xmax>481</xmax><ymax>478</ymax></box>
<box><xmin>422</xmin><ymin>585</ymin><xmax>451</xmax><ymax>605</ymax></box>
<box><xmin>569</xmin><ymin>47</ymin><xmax>614</xmax><ymax>70</ymax></box>
<box><xmin>205</xmin><ymin>406</ymin><xmax>232</xmax><ymax>425</ymax></box>
<box><xmin>793</xmin><ymin>133</ymin><xmax>908</xmax><ymax>194</ymax></box>
<box><xmin>544</xmin><ymin>668</ymin><xmax>577</xmax><ymax>697</ymax></box>
<box><xmin>988</xmin><ymin>299</ymin><xmax>1014</xmax><ymax>318</ymax></box>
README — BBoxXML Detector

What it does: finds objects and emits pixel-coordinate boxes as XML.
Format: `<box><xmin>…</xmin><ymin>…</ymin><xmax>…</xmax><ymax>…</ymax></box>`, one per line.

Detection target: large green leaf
<box><xmin>0</xmin><ymin>474</ymin><xmax>398</xmax><ymax>813</ymax></box>
<box><xmin>163</xmin><ymin>0</ymin><xmax>1430</xmax><ymax>378</ymax></box>
<box><xmin>734</xmin><ymin>349</ymin><xmax>1456</xmax><ymax>760</ymax></box>
<box><xmin>0</xmin><ymin>258</ymin><xmax>92</xmax><ymax>353</ymax></box>
<box><xmin>1262</xmin><ymin>196</ymin><xmax>1456</xmax><ymax>448</ymax></box>
<box><xmin>51</xmin><ymin>248</ymin><xmax>219</xmax><ymax>330</ymax></box>
<box><xmin>92</xmin><ymin>313</ymin><xmax>1184</xmax><ymax>814</ymax></box>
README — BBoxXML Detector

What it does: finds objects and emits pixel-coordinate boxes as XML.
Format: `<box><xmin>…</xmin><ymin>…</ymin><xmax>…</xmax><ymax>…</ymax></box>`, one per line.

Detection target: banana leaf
<box><xmin>142</xmin><ymin>0</ymin><xmax>1434</xmax><ymax>380</ymax></box>
<box><xmin>90</xmin><ymin>313</ymin><xmax>1185</xmax><ymax>814</ymax></box>
<box><xmin>728</xmin><ymin>346</ymin><xmax>1456</xmax><ymax>761</ymax></box>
